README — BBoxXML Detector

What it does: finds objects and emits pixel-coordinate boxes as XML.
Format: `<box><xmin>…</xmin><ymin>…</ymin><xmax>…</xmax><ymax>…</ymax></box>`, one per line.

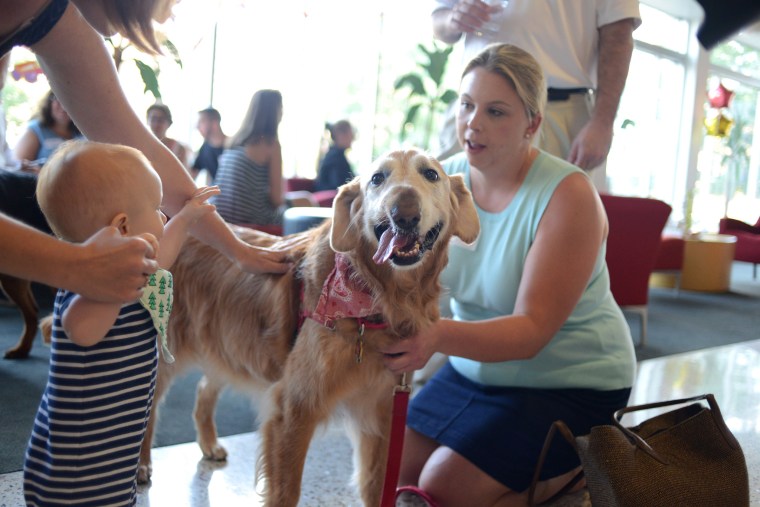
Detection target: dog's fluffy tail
<box><xmin>40</xmin><ymin>314</ymin><xmax>53</xmax><ymax>346</ymax></box>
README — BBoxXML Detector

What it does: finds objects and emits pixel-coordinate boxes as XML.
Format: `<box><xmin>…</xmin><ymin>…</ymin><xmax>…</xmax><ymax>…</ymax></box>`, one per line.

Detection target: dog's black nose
<box><xmin>391</xmin><ymin>189</ymin><xmax>421</xmax><ymax>232</ymax></box>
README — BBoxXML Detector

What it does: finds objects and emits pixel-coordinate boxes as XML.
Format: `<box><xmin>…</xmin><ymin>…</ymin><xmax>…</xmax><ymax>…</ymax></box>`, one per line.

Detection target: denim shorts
<box><xmin>407</xmin><ymin>362</ymin><xmax>631</xmax><ymax>492</ymax></box>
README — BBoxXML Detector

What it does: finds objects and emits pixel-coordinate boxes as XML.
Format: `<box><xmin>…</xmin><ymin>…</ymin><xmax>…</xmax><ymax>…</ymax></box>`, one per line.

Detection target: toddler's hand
<box><xmin>176</xmin><ymin>186</ymin><xmax>221</xmax><ymax>224</ymax></box>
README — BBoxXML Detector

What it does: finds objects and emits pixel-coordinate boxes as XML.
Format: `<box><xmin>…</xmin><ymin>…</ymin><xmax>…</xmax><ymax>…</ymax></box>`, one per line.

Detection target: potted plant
<box><xmin>394</xmin><ymin>42</ymin><xmax>458</xmax><ymax>151</ymax></box>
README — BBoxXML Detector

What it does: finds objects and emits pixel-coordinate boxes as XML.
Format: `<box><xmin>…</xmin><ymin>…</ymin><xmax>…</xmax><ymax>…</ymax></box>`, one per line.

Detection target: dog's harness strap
<box><xmin>381</xmin><ymin>373</ymin><xmax>411</xmax><ymax>507</ymax></box>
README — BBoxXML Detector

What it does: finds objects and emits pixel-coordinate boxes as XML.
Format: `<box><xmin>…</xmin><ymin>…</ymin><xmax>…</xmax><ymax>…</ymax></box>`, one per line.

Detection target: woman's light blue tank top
<box><xmin>441</xmin><ymin>151</ymin><xmax>636</xmax><ymax>390</ymax></box>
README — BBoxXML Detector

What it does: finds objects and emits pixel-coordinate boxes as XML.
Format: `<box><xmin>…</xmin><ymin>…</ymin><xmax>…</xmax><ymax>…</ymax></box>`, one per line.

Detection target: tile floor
<box><xmin>2</xmin><ymin>338</ymin><xmax>759</xmax><ymax>506</ymax></box>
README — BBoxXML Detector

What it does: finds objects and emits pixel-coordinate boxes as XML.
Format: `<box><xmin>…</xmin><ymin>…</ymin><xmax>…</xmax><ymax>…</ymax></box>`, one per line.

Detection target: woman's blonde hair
<box><xmin>462</xmin><ymin>43</ymin><xmax>546</xmax><ymax>123</ymax></box>
<box><xmin>101</xmin><ymin>0</ymin><xmax>175</xmax><ymax>55</ymax></box>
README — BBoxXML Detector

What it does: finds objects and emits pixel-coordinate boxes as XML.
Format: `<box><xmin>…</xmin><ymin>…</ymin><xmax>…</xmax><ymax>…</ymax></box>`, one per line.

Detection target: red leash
<box><xmin>380</xmin><ymin>373</ymin><xmax>411</xmax><ymax>507</ymax></box>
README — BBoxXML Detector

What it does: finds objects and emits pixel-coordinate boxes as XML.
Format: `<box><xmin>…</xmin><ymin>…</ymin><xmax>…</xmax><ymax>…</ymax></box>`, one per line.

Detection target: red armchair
<box><xmin>286</xmin><ymin>177</ymin><xmax>337</xmax><ymax>208</ymax></box>
<box><xmin>600</xmin><ymin>194</ymin><xmax>672</xmax><ymax>346</ymax></box>
<box><xmin>719</xmin><ymin>216</ymin><xmax>760</xmax><ymax>279</ymax></box>
<box><xmin>652</xmin><ymin>235</ymin><xmax>686</xmax><ymax>289</ymax></box>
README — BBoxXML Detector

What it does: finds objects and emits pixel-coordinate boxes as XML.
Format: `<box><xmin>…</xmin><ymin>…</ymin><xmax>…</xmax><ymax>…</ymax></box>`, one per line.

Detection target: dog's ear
<box><xmin>449</xmin><ymin>174</ymin><xmax>480</xmax><ymax>244</ymax></box>
<box><xmin>330</xmin><ymin>178</ymin><xmax>363</xmax><ymax>253</ymax></box>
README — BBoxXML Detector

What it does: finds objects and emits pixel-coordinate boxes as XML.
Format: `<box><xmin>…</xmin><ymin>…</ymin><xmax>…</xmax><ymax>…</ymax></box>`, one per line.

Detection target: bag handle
<box><xmin>612</xmin><ymin>393</ymin><xmax>740</xmax><ymax>464</ymax></box>
<box><xmin>527</xmin><ymin>420</ymin><xmax>585</xmax><ymax>507</ymax></box>
<box><xmin>528</xmin><ymin>394</ymin><xmax>738</xmax><ymax>505</ymax></box>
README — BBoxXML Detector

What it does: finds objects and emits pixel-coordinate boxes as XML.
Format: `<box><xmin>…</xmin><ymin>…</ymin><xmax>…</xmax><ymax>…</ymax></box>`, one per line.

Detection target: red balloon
<box><xmin>708</xmin><ymin>82</ymin><xmax>734</xmax><ymax>109</ymax></box>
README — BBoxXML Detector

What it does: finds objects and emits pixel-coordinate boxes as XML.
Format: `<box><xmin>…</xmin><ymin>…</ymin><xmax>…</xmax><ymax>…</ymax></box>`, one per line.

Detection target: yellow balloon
<box><xmin>704</xmin><ymin>110</ymin><xmax>734</xmax><ymax>138</ymax></box>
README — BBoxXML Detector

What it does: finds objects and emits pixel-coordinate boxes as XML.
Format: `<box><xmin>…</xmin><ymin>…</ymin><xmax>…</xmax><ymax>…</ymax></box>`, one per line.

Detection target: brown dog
<box><xmin>137</xmin><ymin>149</ymin><xmax>480</xmax><ymax>506</ymax></box>
<box><xmin>0</xmin><ymin>170</ymin><xmax>54</xmax><ymax>360</ymax></box>
<box><xmin>1</xmin><ymin>274</ymin><xmax>43</xmax><ymax>359</ymax></box>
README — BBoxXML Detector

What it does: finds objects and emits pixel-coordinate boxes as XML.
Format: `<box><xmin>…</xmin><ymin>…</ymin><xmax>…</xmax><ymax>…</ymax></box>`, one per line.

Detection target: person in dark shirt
<box><xmin>315</xmin><ymin>119</ymin><xmax>355</xmax><ymax>192</ymax></box>
<box><xmin>192</xmin><ymin>107</ymin><xmax>227</xmax><ymax>183</ymax></box>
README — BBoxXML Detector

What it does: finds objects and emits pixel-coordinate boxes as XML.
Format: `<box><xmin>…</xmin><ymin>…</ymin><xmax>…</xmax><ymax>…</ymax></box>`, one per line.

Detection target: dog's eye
<box><xmin>422</xmin><ymin>168</ymin><xmax>439</xmax><ymax>182</ymax></box>
<box><xmin>370</xmin><ymin>173</ymin><xmax>385</xmax><ymax>186</ymax></box>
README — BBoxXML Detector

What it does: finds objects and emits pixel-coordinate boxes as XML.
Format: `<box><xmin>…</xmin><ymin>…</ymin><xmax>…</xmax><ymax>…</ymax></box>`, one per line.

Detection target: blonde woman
<box><xmin>382</xmin><ymin>44</ymin><xmax>636</xmax><ymax>506</ymax></box>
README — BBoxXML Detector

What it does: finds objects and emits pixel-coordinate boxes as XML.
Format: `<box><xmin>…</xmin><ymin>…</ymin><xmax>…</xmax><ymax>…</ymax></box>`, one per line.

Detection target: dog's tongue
<box><xmin>373</xmin><ymin>229</ymin><xmax>413</xmax><ymax>264</ymax></box>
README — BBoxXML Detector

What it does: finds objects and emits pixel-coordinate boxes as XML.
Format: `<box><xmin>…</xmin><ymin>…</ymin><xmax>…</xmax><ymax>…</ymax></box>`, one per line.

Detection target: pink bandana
<box><xmin>306</xmin><ymin>253</ymin><xmax>382</xmax><ymax>328</ymax></box>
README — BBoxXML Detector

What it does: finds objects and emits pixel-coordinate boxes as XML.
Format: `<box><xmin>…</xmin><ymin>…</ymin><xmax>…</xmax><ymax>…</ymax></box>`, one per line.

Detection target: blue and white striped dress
<box><xmin>212</xmin><ymin>146</ymin><xmax>285</xmax><ymax>226</ymax></box>
<box><xmin>23</xmin><ymin>290</ymin><xmax>158</xmax><ymax>506</ymax></box>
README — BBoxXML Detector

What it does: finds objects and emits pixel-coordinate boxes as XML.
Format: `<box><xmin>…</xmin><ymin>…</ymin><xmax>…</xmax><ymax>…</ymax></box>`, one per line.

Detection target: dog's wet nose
<box><xmin>391</xmin><ymin>188</ymin><xmax>421</xmax><ymax>232</ymax></box>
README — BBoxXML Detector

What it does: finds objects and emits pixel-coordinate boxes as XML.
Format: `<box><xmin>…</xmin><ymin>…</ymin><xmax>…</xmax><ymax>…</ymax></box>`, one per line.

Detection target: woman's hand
<box><xmin>380</xmin><ymin>320</ymin><xmax>445</xmax><ymax>375</ymax></box>
<box><xmin>74</xmin><ymin>227</ymin><xmax>159</xmax><ymax>302</ymax></box>
<box><xmin>19</xmin><ymin>159</ymin><xmax>43</xmax><ymax>174</ymax></box>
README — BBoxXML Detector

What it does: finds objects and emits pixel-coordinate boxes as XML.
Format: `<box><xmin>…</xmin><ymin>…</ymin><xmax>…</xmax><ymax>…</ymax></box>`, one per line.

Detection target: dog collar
<box><xmin>303</xmin><ymin>253</ymin><xmax>385</xmax><ymax>330</ymax></box>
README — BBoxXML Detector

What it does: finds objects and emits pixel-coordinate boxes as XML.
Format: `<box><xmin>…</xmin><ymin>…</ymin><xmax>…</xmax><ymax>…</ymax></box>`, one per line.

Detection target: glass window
<box><xmin>606</xmin><ymin>5</ymin><xmax>688</xmax><ymax>214</ymax></box>
<box><xmin>693</xmin><ymin>70</ymin><xmax>760</xmax><ymax>232</ymax></box>
<box><xmin>710</xmin><ymin>40</ymin><xmax>760</xmax><ymax>81</ymax></box>
<box><xmin>607</xmin><ymin>51</ymin><xmax>685</xmax><ymax>204</ymax></box>
<box><xmin>634</xmin><ymin>4</ymin><xmax>690</xmax><ymax>54</ymax></box>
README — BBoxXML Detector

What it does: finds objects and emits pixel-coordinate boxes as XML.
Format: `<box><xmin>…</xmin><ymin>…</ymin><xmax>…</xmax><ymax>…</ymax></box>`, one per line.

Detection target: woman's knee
<box><xmin>418</xmin><ymin>447</ymin><xmax>521</xmax><ymax>507</ymax></box>
<box><xmin>417</xmin><ymin>448</ymin><xmax>474</xmax><ymax>502</ymax></box>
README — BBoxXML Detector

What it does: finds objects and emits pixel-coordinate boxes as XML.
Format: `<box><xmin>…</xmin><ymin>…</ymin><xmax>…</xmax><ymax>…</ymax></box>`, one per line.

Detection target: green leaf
<box><xmin>428</xmin><ymin>52</ymin><xmax>447</xmax><ymax>85</ymax></box>
<box><xmin>394</xmin><ymin>74</ymin><xmax>426</xmax><ymax>97</ymax></box>
<box><xmin>393</xmin><ymin>41</ymin><xmax>456</xmax><ymax>149</ymax></box>
<box><xmin>400</xmin><ymin>103</ymin><xmax>422</xmax><ymax>141</ymax></box>
<box><xmin>162</xmin><ymin>39</ymin><xmax>183</xmax><ymax>69</ymax></box>
<box><xmin>134</xmin><ymin>59</ymin><xmax>161</xmax><ymax>100</ymax></box>
<box><xmin>439</xmin><ymin>89</ymin><xmax>458</xmax><ymax>105</ymax></box>
<box><xmin>418</xmin><ymin>43</ymin><xmax>432</xmax><ymax>60</ymax></box>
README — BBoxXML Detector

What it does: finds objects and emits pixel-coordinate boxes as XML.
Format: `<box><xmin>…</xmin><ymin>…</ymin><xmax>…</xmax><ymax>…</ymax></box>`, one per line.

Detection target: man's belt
<box><xmin>547</xmin><ymin>87</ymin><xmax>591</xmax><ymax>102</ymax></box>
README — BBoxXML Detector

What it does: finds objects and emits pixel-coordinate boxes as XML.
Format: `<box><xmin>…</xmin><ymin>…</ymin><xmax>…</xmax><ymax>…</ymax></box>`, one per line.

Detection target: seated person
<box><xmin>212</xmin><ymin>89</ymin><xmax>314</xmax><ymax>227</ymax></box>
<box><xmin>14</xmin><ymin>90</ymin><xmax>83</xmax><ymax>173</ymax></box>
<box><xmin>191</xmin><ymin>106</ymin><xmax>227</xmax><ymax>183</ymax></box>
<box><xmin>0</xmin><ymin>169</ymin><xmax>51</xmax><ymax>234</ymax></box>
<box><xmin>315</xmin><ymin>119</ymin><xmax>355</xmax><ymax>192</ymax></box>
<box><xmin>146</xmin><ymin>103</ymin><xmax>191</xmax><ymax>169</ymax></box>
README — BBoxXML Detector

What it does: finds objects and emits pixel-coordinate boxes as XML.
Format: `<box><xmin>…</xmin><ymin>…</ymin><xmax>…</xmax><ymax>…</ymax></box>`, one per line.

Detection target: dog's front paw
<box><xmin>136</xmin><ymin>463</ymin><xmax>152</xmax><ymax>484</ymax></box>
<box><xmin>4</xmin><ymin>346</ymin><xmax>31</xmax><ymax>360</ymax></box>
<box><xmin>202</xmin><ymin>443</ymin><xmax>228</xmax><ymax>461</ymax></box>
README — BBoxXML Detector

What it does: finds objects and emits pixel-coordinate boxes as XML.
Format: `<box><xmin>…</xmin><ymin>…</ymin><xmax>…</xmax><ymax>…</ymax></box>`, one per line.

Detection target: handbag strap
<box><xmin>612</xmin><ymin>393</ymin><xmax>740</xmax><ymax>464</ymax></box>
<box><xmin>527</xmin><ymin>420</ymin><xmax>585</xmax><ymax>507</ymax></box>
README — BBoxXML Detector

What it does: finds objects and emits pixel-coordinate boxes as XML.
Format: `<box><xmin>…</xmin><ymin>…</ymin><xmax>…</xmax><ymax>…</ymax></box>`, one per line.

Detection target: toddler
<box><xmin>24</xmin><ymin>140</ymin><xmax>219</xmax><ymax>506</ymax></box>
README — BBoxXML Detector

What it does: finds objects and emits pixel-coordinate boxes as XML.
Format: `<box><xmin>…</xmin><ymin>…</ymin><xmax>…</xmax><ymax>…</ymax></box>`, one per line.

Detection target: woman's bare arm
<box><xmin>0</xmin><ymin>214</ymin><xmax>158</xmax><ymax>302</ymax></box>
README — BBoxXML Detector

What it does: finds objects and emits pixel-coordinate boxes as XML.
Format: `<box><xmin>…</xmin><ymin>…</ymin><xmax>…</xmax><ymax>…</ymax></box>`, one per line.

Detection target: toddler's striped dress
<box><xmin>23</xmin><ymin>290</ymin><xmax>158</xmax><ymax>506</ymax></box>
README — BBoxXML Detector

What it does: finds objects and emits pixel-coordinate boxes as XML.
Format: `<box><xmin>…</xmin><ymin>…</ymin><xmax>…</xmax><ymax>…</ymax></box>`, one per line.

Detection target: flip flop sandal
<box><xmin>396</xmin><ymin>485</ymin><xmax>438</xmax><ymax>507</ymax></box>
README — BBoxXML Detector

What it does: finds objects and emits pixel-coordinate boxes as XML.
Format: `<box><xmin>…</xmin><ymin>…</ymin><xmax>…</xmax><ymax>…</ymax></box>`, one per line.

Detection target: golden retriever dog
<box><xmin>137</xmin><ymin>149</ymin><xmax>480</xmax><ymax>506</ymax></box>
